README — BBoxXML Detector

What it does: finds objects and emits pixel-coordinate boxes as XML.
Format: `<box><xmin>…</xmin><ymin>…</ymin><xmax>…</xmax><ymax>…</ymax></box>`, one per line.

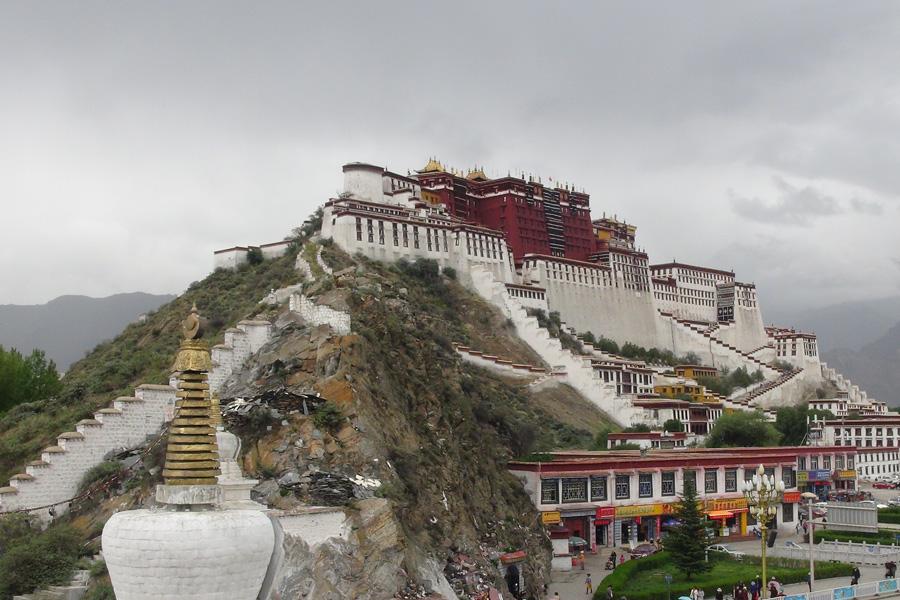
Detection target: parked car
<box><xmin>873</xmin><ymin>481</ymin><xmax>894</xmax><ymax>489</ymax></box>
<box><xmin>629</xmin><ymin>543</ymin><xmax>658</xmax><ymax>559</ymax></box>
<box><xmin>888</xmin><ymin>497</ymin><xmax>900</xmax><ymax>507</ymax></box>
<box><xmin>706</xmin><ymin>544</ymin><xmax>745</xmax><ymax>559</ymax></box>
<box><xmin>860</xmin><ymin>500</ymin><xmax>889</xmax><ymax>509</ymax></box>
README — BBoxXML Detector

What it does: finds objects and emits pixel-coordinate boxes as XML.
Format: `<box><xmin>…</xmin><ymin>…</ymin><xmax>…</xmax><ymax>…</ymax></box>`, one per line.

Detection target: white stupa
<box><xmin>102</xmin><ymin>305</ymin><xmax>275</xmax><ymax>599</ymax></box>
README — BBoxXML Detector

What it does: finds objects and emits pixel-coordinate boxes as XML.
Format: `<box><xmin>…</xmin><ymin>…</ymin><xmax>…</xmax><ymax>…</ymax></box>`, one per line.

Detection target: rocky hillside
<box><xmin>219</xmin><ymin>243</ymin><xmax>610</xmax><ymax>597</ymax></box>
<box><xmin>0</xmin><ymin>235</ymin><xmax>613</xmax><ymax>598</ymax></box>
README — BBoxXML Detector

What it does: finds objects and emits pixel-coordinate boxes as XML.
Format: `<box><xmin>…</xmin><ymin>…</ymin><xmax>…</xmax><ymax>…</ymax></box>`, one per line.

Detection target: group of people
<box><xmin>727</xmin><ymin>576</ymin><xmax>780</xmax><ymax>600</ymax></box>
<box><xmin>604</xmin><ymin>551</ymin><xmax>624</xmax><ymax>571</ymax></box>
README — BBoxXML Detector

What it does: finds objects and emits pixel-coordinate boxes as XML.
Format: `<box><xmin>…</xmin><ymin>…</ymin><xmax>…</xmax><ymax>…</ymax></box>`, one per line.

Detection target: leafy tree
<box><xmin>593</xmin><ymin>427</ymin><xmax>613</xmax><ymax>450</ymax></box>
<box><xmin>683</xmin><ymin>352</ymin><xmax>702</xmax><ymax>365</ymax></box>
<box><xmin>623</xmin><ymin>424</ymin><xmax>651</xmax><ymax>433</ymax></box>
<box><xmin>663</xmin><ymin>419</ymin><xmax>685</xmax><ymax>433</ymax></box>
<box><xmin>0</xmin><ymin>347</ymin><xmax>63</xmax><ymax>413</ymax></box>
<box><xmin>666</xmin><ymin>481</ymin><xmax>710</xmax><ymax>578</ymax></box>
<box><xmin>705</xmin><ymin>411</ymin><xmax>781</xmax><ymax>448</ymax></box>
<box><xmin>0</xmin><ymin>523</ymin><xmax>82</xmax><ymax>597</ymax></box>
<box><xmin>246</xmin><ymin>247</ymin><xmax>264</xmax><ymax>265</ymax></box>
<box><xmin>775</xmin><ymin>404</ymin><xmax>838</xmax><ymax>446</ymax></box>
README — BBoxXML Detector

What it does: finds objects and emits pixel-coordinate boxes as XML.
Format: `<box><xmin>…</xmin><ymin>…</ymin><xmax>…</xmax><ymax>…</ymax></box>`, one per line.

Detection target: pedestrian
<box><xmin>805</xmin><ymin>572</ymin><xmax>812</xmax><ymax>592</ymax></box>
<box><xmin>619</xmin><ymin>554</ymin><xmax>625</xmax><ymax>566</ymax></box>
<box><xmin>699</xmin><ymin>587</ymin><xmax>705</xmax><ymax>600</ymax></box>
<box><xmin>606</xmin><ymin>585</ymin><xmax>614</xmax><ymax>600</ymax></box>
<box><xmin>851</xmin><ymin>566</ymin><xmax>861</xmax><ymax>586</ymax></box>
<box><xmin>580</xmin><ymin>550</ymin><xmax>586</xmax><ymax>570</ymax></box>
<box><xmin>716</xmin><ymin>587</ymin><xmax>724</xmax><ymax>600</ymax></box>
<box><xmin>749</xmin><ymin>579</ymin><xmax>759</xmax><ymax>600</ymax></box>
<box><xmin>586</xmin><ymin>573</ymin><xmax>593</xmax><ymax>596</ymax></box>
<box><xmin>739</xmin><ymin>583</ymin><xmax>750</xmax><ymax>600</ymax></box>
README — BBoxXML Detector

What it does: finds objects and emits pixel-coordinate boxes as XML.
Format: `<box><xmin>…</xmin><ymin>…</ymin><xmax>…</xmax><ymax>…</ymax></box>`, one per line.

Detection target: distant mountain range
<box><xmin>768</xmin><ymin>295</ymin><xmax>900</xmax><ymax>406</ymax></box>
<box><xmin>0</xmin><ymin>293</ymin><xmax>175</xmax><ymax>371</ymax></box>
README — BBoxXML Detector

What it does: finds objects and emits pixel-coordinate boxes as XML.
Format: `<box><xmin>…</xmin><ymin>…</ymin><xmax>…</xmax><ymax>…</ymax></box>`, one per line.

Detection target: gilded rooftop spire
<box><xmin>162</xmin><ymin>303</ymin><xmax>220</xmax><ymax>486</ymax></box>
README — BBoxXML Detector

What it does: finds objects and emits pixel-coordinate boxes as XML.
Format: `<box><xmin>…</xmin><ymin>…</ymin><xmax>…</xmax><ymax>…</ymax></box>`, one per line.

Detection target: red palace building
<box><xmin>416</xmin><ymin>160</ymin><xmax>595</xmax><ymax>264</ymax></box>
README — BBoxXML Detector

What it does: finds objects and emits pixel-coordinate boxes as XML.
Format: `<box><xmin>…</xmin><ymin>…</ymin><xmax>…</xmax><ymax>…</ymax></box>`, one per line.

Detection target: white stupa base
<box><xmin>103</xmin><ymin>508</ymin><xmax>275</xmax><ymax>600</ymax></box>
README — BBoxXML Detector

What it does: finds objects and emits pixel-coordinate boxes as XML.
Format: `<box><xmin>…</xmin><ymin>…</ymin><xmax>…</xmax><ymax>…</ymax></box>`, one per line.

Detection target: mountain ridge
<box><xmin>0</xmin><ymin>292</ymin><xmax>175</xmax><ymax>371</ymax></box>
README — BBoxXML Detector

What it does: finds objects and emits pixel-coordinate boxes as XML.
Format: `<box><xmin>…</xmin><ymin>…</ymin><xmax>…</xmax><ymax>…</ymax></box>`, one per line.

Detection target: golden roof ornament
<box><xmin>466</xmin><ymin>166</ymin><xmax>488</xmax><ymax>181</ymax></box>
<box><xmin>417</xmin><ymin>157</ymin><xmax>445</xmax><ymax>173</ymax></box>
<box><xmin>162</xmin><ymin>303</ymin><xmax>220</xmax><ymax>486</ymax></box>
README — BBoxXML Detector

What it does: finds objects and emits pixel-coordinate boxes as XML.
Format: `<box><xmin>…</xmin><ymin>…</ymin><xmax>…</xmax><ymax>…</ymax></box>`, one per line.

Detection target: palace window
<box><xmin>426</xmin><ymin>228</ymin><xmax>432</xmax><ymax>251</ymax></box>
<box><xmin>615</xmin><ymin>475</ymin><xmax>630</xmax><ymax>499</ymax></box>
<box><xmin>378</xmin><ymin>221</ymin><xmax>384</xmax><ymax>245</ymax></box>
<box><xmin>540</xmin><ymin>479</ymin><xmax>559</xmax><ymax>504</ymax></box>
<box><xmin>783</xmin><ymin>467</ymin><xmax>795</xmax><ymax>488</ymax></box>
<box><xmin>782</xmin><ymin>502</ymin><xmax>794</xmax><ymax>523</ymax></box>
<box><xmin>798</xmin><ymin>457</ymin><xmax>807</xmax><ymax>471</ymax></box>
<box><xmin>836</xmin><ymin>456</ymin><xmax>845</xmax><ymax>469</ymax></box>
<box><xmin>413</xmin><ymin>227</ymin><xmax>420</xmax><ymax>249</ymax></box>
<box><xmin>402</xmin><ymin>224</ymin><xmax>409</xmax><ymax>247</ymax></box>
<box><xmin>683</xmin><ymin>470</ymin><xmax>697</xmax><ymax>493</ymax></box>
<box><xmin>824</xmin><ymin>456</ymin><xmax>832</xmax><ymax>470</ymax></box>
<box><xmin>367</xmin><ymin>219</ymin><xmax>374</xmax><ymax>243</ymax></box>
<box><xmin>639</xmin><ymin>473</ymin><xmax>653</xmax><ymax>498</ymax></box>
<box><xmin>590</xmin><ymin>476</ymin><xmax>607</xmax><ymax>501</ymax></box>
<box><xmin>725</xmin><ymin>469</ymin><xmax>737</xmax><ymax>492</ymax></box>
<box><xmin>392</xmin><ymin>223</ymin><xmax>399</xmax><ymax>246</ymax></box>
<box><xmin>662</xmin><ymin>471</ymin><xmax>675</xmax><ymax>496</ymax></box>
<box><xmin>705</xmin><ymin>469</ymin><xmax>718</xmax><ymax>494</ymax></box>
<box><xmin>443</xmin><ymin>230</ymin><xmax>448</xmax><ymax>252</ymax></box>
<box><xmin>561</xmin><ymin>478</ymin><xmax>588</xmax><ymax>503</ymax></box>
<box><xmin>810</xmin><ymin>457</ymin><xmax>819</xmax><ymax>470</ymax></box>
<box><xmin>355</xmin><ymin>217</ymin><xmax>362</xmax><ymax>241</ymax></box>
<box><xmin>847</xmin><ymin>455</ymin><xmax>855</xmax><ymax>469</ymax></box>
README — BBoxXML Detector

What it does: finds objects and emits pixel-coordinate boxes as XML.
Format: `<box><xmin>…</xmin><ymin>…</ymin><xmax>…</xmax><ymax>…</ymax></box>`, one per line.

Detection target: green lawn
<box><xmin>597</xmin><ymin>551</ymin><xmax>853</xmax><ymax>600</ymax></box>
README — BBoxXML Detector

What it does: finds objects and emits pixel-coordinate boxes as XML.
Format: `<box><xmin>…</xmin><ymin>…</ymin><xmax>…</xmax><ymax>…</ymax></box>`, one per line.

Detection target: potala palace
<box><xmin>216</xmin><ymin>159</ymin><xmax>884</xmax><ymax>435</ymax></box>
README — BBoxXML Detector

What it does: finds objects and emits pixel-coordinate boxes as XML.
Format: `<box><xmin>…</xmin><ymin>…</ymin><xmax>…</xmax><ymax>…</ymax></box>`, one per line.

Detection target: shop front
<box><xmin>704</xmin><ymin>497</ymin><xmax>749</xmax><ymax>537</ymax></box>
<box><xmin>594</xmin><ymin>507</ymin><xmax>615</xmax><ymax>548</ymax></box>
<box><xmin>798</xmin><ymin>469</ymin><xmax>833</xmax><ymax>499</ymax></box>
<box><xmin>613</xmin><ymin>503</ymin><xmax>674</xmax><ymax>546</ymax></box>
<box><xmin>833</xmin><ymin>470</ymin><xmax>858</xmax><ymax>491</ymax></box>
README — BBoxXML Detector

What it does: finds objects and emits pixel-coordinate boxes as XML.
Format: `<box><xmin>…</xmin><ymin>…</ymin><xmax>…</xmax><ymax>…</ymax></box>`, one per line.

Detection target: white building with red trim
<box><xmin>509</xmin><ymin>446</ymin><xmax>857</xmax><ymax>556</ymax></box>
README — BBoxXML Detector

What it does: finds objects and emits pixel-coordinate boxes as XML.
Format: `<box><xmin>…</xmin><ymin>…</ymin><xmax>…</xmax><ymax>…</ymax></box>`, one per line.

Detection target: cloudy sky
<box><xmin>1</xmin><ymin>1</ymin><xmax>898</xmax><ymax>316</ymax></box>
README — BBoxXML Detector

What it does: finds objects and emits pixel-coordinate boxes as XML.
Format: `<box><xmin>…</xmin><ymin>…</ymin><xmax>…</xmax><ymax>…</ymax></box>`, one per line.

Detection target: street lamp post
<box><xmin>802</xmin><ymin>491</ymin><xmax>818</xmax><ymax>589</ymax></box>
<box><xmin>742</xmin><ymin>464</ymin><xmax>785</xmax><ymax>599</ymax></box>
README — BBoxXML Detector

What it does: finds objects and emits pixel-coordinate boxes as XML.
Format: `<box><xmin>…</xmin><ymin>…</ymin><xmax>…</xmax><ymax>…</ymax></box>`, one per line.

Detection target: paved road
<box><xmin>546</xmin><ymin>532</ymin><xmax>888</xmax><ymax>600</ymax></box>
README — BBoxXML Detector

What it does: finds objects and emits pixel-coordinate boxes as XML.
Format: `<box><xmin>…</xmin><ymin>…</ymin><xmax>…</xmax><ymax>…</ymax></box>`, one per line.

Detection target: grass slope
<box><xmin>0</xmin><ymin>249</ymin><xmax>301</xmax><ymax>482</ymax></box>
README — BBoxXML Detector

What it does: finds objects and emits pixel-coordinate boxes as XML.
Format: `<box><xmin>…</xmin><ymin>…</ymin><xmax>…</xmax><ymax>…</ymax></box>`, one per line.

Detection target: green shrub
<box><xmin>442</xmin><ymin>267</ymin><xmax>457</xmax><ymax>280</ymax></box>
<box><xmin>246</xmin><ymin>247</ymin><xmax>264</xmax><ymax>265</ymax></box>
<box><xmin>83</xmin><ymin>582</ymin><xmax>116</xmax><ymax>600</ymax></box>
<box><xmin>78</xmin><ymin>460</ymin><xmax>124</xmax><ymax>493</ymax></box>
<box><xmin>0</xmin><ymin>524</ymin><xmax>83</xmax><ymax>598</ymax></box>
<box><xmin>313</xmin><ymin>401</ymin><xmax>344</xmax><ymax>433</ymax></box>
<box><xmin>815</xmin><ymin>529</ymin><xmax>899</xmax><ymax>545</ymax></box>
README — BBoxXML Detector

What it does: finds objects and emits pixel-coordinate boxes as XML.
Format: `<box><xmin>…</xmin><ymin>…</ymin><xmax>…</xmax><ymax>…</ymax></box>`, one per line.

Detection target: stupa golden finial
<box><xmin>162</xmin><ymin>303</ymin><xmax>220</xmax><ymax>486</ymax></box>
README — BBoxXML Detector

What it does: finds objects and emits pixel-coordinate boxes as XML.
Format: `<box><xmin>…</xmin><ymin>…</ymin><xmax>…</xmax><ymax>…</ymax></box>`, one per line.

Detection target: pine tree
<box><xmin>667</xmin><ymin>480</ymin><xmax>711</xmax><ymax>578</ymax></box>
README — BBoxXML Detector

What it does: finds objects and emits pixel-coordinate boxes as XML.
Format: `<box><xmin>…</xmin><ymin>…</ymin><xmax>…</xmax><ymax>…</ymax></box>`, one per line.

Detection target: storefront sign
<box><xmin>782</xmin><ymin>491</ymin><xmax>802</xmax><ymax>503</ymax></box>
<box><xmin>615</xmin><ymin>503</ymin><xmax>673</xmax><ymax>518</ymax></box>
<box><xmin>595</xmin><ymin>507</ymin><xmax>615</xmax><ymax>520</ymax></box>
<box><xmin>541</xmin><ymin>511</ymin><xmax>561</xmax><ymax>525</ymax></box>
<box><xmin>705</xmin><ymin>498</ymin><xmax>749</xmax><ymax>513</ymax></box>
<box><xmin>797</xmin><ymin>470</ymin><xmax>833</xmax><ymax>484</ymax></box>
<box><xmin>835</xmin><ymin>470</ymin><xmax>857</xmax><ymax>480</ymax></box>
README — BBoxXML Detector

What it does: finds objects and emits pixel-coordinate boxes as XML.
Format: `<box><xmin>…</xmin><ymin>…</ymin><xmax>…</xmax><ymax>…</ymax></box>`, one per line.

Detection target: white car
<box><xmin>860</xmin><ymin>500</ymin><xmax>889</xmax><ymax>510</ymax></box>
<box><xmin>888</xmin><ymin>498</ymin><xmax>900</xmax><ymax>507</ymax></box>
<box><xmin>707</xmin><ymin>544</ymin><xmax>745</xmax><ymax>558</ymax></box>
<box><xmin>785</xmin><ymin>541</ymin><xmax>803</xmax><ymax>549</ymax></box>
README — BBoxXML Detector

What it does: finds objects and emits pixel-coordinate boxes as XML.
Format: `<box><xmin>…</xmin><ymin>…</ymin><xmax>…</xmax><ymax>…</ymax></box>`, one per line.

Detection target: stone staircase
<box><xmin>452</xmin><ymin>342</ymin><xmax>565</xmax><ymax>381</ymax></box>
<box><xmin>0</xmin><ymin>384</ymin><xmax>176</xmax><ymax>522</ymax></box>
<box><xmin>468</xmin><ymin>265</ymin><xmax>641</xmax><ymax>426</ymax></box>
<box><xmin>821</xmin><ymin>362</ymin><xmax>877</xmax><ymax>407</ymax></box>
<box><xmin>658</xmin><ymin>310</ymin><xmax>780</xmax><ymax>377</ymax></box>
<box><xmin>1</xmin><ymin>320</ymin><xmax>275</xmax><ymax>521</ymax></box>
<box><xmin>727</xmin><ymin>368</ymin><xmax>803</xmax><ymax>411</ymax></box>
<box><xmin>13</xmin><ymin>567</ymin><xmax>91</xmax><ymax>600</ymax></box>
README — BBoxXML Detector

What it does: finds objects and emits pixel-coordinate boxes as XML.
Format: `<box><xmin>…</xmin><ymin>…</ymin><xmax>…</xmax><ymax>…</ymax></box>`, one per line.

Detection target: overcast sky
<box><xmin>1</xmin><ymin>1</ymin><xmax>898</xmax><ymax>317</ymax></box>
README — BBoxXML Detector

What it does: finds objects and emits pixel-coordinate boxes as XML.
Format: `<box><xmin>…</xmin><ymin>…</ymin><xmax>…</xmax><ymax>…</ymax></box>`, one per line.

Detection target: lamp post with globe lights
<box><xmin>742</xmin><ymin>464</ymin><xmax>785</xmax><ymax>598</ymax></box>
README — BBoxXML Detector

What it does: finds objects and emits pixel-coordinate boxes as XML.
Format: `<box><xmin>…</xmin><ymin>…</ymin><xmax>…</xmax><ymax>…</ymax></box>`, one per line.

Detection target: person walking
<box><xmin>715</xmin><ymin>587</ymin><xmax>724</xmax><ymax>600</ymax></box>
<box><xmin>851</xmin><ymin>566</ymin><xmax>861</xmax><ymax>586</ymax></box>
<box><xmin>606</xmin><ymin>585</ymin><xmax>614</xmax><ymax>600</ymax></box>
<box><xmin>586</xmin><ymin>573</ymin><xmax>593</xmax><ymax>596</ymax></box>
<box><xmin>580</xmin><ymin>550</ymin><xmax>586</xmax><ymax>570</ymax></box>
<box><xmin>804</xmin><ymin>572</ymin><xmax>812</xmax><ymax>592</ymax></box>
<box><xmin>749</xmin><ymin>579</ymin><xmax>758</xmax><ymax>600</ymax></box>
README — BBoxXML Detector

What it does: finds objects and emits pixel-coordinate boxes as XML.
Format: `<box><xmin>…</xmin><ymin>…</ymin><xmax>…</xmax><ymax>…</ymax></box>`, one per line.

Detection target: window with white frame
<box><xmin>590</xmin><ymin>476</ymin><xmax>607</xmax><ymax>501</ymax></box>
<box><xmin>705</xmin><ymin>469</ymin><xmax>718</xmax><ymax>494</ymax></box>
<box><xmin>540</xmin><ymin>479</ymin><xmax>559</xmax><ymax>504</ymax></box>
<box><xmin>562</xmin><ymin>478</ymin><xmax>588</xmax><ymax>503</ymax></box>
<box><xmin>615</xmin><ymin>475</ymin><xmax>630</xmax><ymax>499</ymax></box>
<box><xmin>662</xmin><ymin>472</ymin><xmax>675</xmax><ymax>496</ymax></box>
<box><xmin>639</xmin><ymin>473</ymin><xmax>653</xmax><ymax>498</ymax></box>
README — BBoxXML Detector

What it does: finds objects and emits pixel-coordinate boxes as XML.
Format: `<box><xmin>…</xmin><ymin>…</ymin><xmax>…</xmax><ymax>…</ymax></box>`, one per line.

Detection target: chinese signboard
<box><xmin>797</xmin><ymin>470</ymin><xmax>832</xmax><ymax>484</ymax></box>
<box><xmin>615</xmin><ymin>503</ymin><xmax>674</xmax><ymax>518</ymax></box>
<box><xmin>541</xmin><ymin>511</ymin><xmax>561</xmax><ymax>525</ymax></box>
<box><xmin>705</xmin><ymin>498</ymin><xmax>749</xmax><ymax>513</ymax></box>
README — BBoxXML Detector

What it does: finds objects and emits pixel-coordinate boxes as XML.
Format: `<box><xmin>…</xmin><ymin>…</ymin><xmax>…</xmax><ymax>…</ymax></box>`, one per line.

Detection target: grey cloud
<box><xmin>849</xmin><ymin>197</ymin><xmax>884</xmax><ymax>215</ymax></box>
<box><xmin>730</xmin><ymin>177</ymin><xmax>842</xmax><ymax>226</ymax></box>
<box><xmin>0</xmin><ymin>1</ymin><xmax>897</xmax><ymax>314</ymax></box>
